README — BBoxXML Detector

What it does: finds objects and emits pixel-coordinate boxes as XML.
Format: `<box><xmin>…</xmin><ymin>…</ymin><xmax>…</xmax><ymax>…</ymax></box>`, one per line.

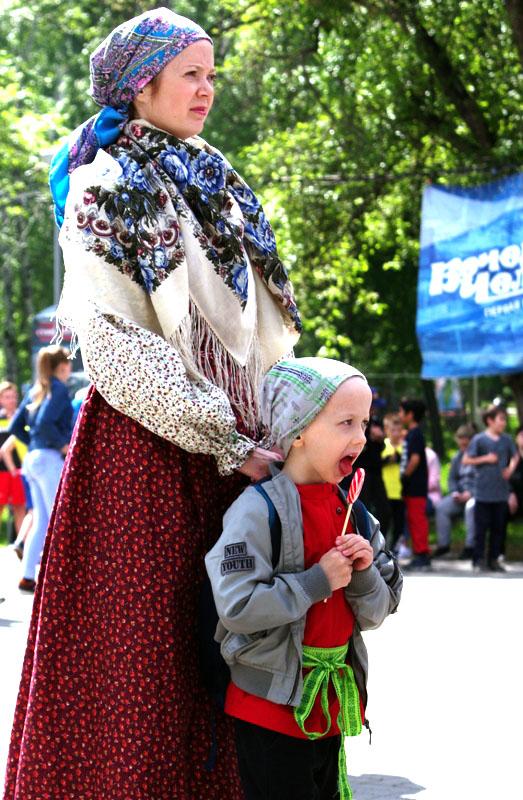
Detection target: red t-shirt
<box><xmin>225</xmin><ymin>482</ymin><xmax>358</xmax><ymax>738</ymax></box>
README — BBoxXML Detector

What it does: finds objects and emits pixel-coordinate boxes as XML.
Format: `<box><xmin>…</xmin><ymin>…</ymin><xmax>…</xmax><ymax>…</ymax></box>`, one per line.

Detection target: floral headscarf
<box><xmin>50</xmin><ymin>7</ymin><xmax>211</xmax><ymax>226</ymax></box>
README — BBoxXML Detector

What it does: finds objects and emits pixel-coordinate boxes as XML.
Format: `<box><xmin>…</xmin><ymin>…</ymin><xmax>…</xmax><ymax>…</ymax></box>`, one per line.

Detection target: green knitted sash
<box><xmin>294</xmin><ymin>643</ymin><xmax>362</xmax><ymax>800</ymax></box>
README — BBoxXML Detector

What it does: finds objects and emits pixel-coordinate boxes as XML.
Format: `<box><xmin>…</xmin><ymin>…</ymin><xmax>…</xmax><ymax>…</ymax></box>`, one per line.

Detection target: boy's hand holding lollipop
<box><xmin>335</xmin><ymin>468</ymin><xmax>373</xmax><ymax>571</ymax></box>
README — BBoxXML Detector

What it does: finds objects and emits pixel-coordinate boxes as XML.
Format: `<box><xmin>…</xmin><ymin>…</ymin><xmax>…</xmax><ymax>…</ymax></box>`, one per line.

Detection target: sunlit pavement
<box><xmin>0</xmin><ymin>548</ymin><xmax>33</xmax><ymax>780</ymax></box>
<box><xmin>1</xmin><ymin>548</ymin><xmax>522</xmax><ymax>799</ymax></box>
<box><xmin>349</xmin><ymin>557</ymin><xmax>523</xmax><ymax>799</ymax></box>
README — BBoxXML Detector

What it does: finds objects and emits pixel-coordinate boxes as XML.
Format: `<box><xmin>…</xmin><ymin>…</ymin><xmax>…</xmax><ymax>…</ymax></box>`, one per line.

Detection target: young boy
<box><xmin>206</xmin><ymin>357</ymin><xmax>402</xmax><ymax>800</ymax></box>
<box><xmin>398</xmin><ymin>397</ymin><xmax>431</xmax><ymax>570</ymax></box>
<box><xmin>463</xmin><ymin>405</ymin><xmax>518</xmax><ymax>572</ymax></box>
<box><xmin>381</xmin><ymin>413</ymin><xmax>405</xmax><ymax>553</ymax></box>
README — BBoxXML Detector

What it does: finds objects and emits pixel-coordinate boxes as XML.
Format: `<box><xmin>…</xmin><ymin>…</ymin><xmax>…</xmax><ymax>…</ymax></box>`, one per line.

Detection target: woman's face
<box><xmin>134</xmin><ymin>40</ymin><xmax>215</xmax><ymax>139</ymax></box>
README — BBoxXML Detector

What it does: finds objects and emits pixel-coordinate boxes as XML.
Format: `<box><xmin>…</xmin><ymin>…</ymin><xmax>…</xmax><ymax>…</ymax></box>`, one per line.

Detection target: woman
<box><xmin>8</xmin><ymin>347</ymin><xmax>72</xmax><ymax>593</ymax></box>
<box><xmin>4</xmin><ymin>8</ymin><xmax>300</xmax><ymax>800</ymax></box>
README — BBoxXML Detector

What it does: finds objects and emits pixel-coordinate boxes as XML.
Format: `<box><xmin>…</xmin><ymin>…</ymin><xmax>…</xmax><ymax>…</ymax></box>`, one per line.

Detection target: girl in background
<box><xmin>9</xmin><ymin>346</ymin><xmax>72</xmax><ymax>592</ymax></box>
<box><xmin>0</xmin><ymin>381</ymin><xmax>27</xmax><ymax>536</ymax></box>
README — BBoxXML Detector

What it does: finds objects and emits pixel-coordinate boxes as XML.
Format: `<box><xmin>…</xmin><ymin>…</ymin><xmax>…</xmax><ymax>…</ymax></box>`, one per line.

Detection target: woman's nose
<box><xmin>197</xmin><ymin>79</ymin><xmax>213</xmax><ymax>96</ymax></box>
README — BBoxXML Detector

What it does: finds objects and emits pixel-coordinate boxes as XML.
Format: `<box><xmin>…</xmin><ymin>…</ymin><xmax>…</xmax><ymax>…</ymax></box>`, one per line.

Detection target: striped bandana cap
<box><xmin>260</xmin><ymin>357</ymin><xmax>367</xmax><ymax>457</ymax></box>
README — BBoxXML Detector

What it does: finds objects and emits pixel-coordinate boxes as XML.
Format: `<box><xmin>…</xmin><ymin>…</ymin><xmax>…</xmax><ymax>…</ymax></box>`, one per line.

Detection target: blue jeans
<box><xmin>21</xmin><ymin>449</ymin><xmax>64</xmax><ymax>581</ymax></box>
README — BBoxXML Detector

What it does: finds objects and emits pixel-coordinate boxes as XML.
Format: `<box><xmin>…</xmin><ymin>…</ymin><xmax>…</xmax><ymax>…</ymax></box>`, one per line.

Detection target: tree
<box><xmin>1</xmin><ymin>0</ymin><xmax>522</xmax><ymax>423</ymax></box>
<box><xmin>217</xmin><ymin>0</ymin><xmax>523</xmax><ymax>418</ymax></box>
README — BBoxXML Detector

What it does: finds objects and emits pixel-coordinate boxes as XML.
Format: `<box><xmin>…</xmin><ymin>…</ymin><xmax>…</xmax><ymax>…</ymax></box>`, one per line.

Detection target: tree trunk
<box><xmin>422</xmin><ymin>379</ymin><xmax>445</xmax><ymax>459</ymax></box>
<box><xmin>505</xmin><ymin>0</ymin><xmax>523</xmax><ymax>69</ymax></box>
<box><xmin>389</xmin><ymin>1</ymin><xmax>496</xmax><ymax>151</ymax></box>
<box><xmin>2</xmin><ymin>255</ymin><xmax>19</xmax><ymax>385</ymax></box>
<box><xmin>506</xmin><ymin>371</ymin><xmax>523</xmax><ymax>426</ymax></box>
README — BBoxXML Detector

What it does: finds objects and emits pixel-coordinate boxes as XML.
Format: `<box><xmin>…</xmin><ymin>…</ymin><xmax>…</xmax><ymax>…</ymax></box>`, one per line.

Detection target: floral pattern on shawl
<box><xmin>74</xmin><ymin>121</ymin><xmax>302</xmax><ymax>332</ymax></box>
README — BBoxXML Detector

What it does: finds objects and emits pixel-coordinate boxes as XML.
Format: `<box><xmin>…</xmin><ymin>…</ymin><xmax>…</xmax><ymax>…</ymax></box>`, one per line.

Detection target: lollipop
<box><xmin>324</xmin><ymin>467</ymin><xmax>366</xmax><ymax>603</ymax></box>
<box><xmin>340</xmin><ymin>467</ymin><xmax>365</xmax><ymax>536</ymax></box>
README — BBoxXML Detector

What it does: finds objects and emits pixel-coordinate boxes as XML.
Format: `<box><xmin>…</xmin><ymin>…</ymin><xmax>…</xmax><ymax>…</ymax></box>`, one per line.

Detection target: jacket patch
<box><xmin>224</xmin><ymin>542</ymin><xmax>248</xmax><ymax>558</ymax></box>
<box><xmin>221</xmin><ymin>542</ymin><xmax>255</xmax><ymax>575</ymax></box>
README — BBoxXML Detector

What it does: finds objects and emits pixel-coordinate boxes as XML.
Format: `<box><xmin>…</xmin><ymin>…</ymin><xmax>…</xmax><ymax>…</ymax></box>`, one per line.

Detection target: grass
<box><xmin>428</xmin><ymin>517</ymin><xmax>523</xmax><ymax>560</ymax></box>
<box><xmin>0</xmin><ymin>507</ymin><xmax>14</xmax><ymax>546</ymax></box>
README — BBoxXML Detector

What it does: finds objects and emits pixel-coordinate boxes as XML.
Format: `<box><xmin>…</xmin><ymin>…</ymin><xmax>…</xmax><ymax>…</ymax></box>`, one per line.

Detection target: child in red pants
<box><xmin>399</xmin><ymin>398</ymin><xmax>431</xmax><ymax>570</ymax></box>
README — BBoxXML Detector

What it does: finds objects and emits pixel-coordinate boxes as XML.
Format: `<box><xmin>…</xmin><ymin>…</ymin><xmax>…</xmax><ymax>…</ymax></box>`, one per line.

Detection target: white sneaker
<box><xmin>398</xmin><ymin>543</ymin><xmax>412</xmax><ymax>559</ymax></box>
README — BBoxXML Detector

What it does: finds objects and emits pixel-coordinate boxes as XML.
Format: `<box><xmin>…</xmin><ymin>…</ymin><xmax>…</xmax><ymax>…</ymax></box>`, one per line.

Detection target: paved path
<box><xmin>0</xmin><ymin>549</ymin><xmax>33</xmax><ymax>781</ymax></box>
<box><xmin>1</xmin><ymin>549</ymin><xmax>522</xmax><ymax>799</ymax></box>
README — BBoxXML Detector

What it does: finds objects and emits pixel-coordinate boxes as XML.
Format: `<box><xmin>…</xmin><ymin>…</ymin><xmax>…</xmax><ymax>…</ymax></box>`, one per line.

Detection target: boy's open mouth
<box><xmin>339</xmin><ymin>456</ymin><xmax>354</xmax><ymax>475</ymax></box>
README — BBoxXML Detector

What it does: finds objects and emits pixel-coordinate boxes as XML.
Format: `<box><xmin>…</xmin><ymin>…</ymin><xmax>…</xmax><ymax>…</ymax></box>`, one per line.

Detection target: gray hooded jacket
<box><xmin>205</xmin><ymin>467</ymin><xmax>402</xmax><ymax>711</ymax></box>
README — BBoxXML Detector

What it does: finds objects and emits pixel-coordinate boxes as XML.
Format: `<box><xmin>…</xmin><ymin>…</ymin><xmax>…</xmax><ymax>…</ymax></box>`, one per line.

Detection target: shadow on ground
<box><xmin>350</xmin><ymin>773</ymin><xmax>425</xmax><ymax>799</ymax></box>
<box><xmin>0</xmin><ymin>617</ymin><xmax>24</xmax><ymax>629</ymax></box>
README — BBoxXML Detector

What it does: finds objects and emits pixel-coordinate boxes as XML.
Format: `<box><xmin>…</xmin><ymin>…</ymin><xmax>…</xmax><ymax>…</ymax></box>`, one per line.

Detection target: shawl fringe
<box><xmin>170</xmin><ymin>300</ymin><xmax>264</xmax><ymax>434</ymax></box>
<box><xmin>52</xmin><ymin>308</ymin><xmax>81</xmax><ymax>360</ymax></box>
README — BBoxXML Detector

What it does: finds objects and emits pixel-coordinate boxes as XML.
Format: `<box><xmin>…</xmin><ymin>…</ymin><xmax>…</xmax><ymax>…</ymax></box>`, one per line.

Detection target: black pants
<box><xmin>359</xmin><ymin>474</ymin><xmax>391</xmax><ymax>534</ymax></box>
<box><xmin>234</xmin><ymin>719</ymin><xmax>340</xmax><ymax>800</ymax></box>
<box><xmin>473</xmin><ymin>500</ymin><xmax>507</xmax><ymax>564</ymax></box>
<box><xmin>387</xmin><ymin>499</ymin><xmax>405</xmax><ymax>549</ymax></box>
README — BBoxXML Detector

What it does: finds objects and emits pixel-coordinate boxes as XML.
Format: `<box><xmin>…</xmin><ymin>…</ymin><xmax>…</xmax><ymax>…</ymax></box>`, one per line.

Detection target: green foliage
<box><xmin>0</xmin><ymin>0</ymin><xmax>522</xmax><ymax>402</ymax></box>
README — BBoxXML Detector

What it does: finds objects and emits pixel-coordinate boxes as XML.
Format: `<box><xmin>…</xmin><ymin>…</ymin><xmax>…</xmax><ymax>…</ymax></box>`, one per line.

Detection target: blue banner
<box><xmin>417</xmin><ymin>173</ymin><xmax>523</xmax><ymax>378</ymax></box>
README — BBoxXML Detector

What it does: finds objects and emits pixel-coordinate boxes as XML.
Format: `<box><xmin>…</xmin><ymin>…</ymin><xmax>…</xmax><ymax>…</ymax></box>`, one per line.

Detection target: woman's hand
<box><xmin>236</xmin><ymin>447</ymin><xmax>283</xmax><ymax>481</ymax></box>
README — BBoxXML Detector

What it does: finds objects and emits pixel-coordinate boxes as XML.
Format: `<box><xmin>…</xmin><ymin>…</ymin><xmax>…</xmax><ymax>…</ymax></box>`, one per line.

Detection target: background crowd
<box><xmin>342</xmin><ymin>394</ymin><xmax>523</xmax><ymax>573</ymax></box>
<box><xmin>0</xmin><ymin>346</ymin><xmax>73</xmax><ymax>592</ymax></box>
<box><xmin>2</xmin><ymin>359</ymin><xmax>522</xmax><ymax>586</ymax></box>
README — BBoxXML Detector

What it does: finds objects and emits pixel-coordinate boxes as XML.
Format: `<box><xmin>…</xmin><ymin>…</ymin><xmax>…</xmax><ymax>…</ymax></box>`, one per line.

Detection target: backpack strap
<box><xmin>253</xmin><ymin>480</ymin><xmax>282</xmax><ymax>568</ymax></box>
<box><xmin>352</xmin><ymin>499</ymin><xmax>372</xmax><ymax>541</ymax></box>
<box><xmin>339</xmin><ymin>487</ymin><xmax>372</xmax><ymax>541</ymax></box>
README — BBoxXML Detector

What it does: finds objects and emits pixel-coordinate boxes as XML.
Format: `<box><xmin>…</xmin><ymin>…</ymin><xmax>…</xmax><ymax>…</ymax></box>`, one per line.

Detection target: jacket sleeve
<box><xmin>58</xmin><ymin>159</ymin><xmax>256</xmax><ymax>476</ymax></box>
<box><xmin>205</xmin><ymin>487</ymin><xmax>331</xmax><ymax>634</ymax></box>
<box><xmin>344</xmin><ymin>510</ymin><xmax>403</xmax><ymax>631</ymax></box>
<box><xmin>8</xmin><ymin>393</ymin><xmax>31</xmax><ymax>446</ymax></box>
<box><xmin>79</xmin><ymin>309</ymin><xmax>255</xmax><ymax>475</ymax></box>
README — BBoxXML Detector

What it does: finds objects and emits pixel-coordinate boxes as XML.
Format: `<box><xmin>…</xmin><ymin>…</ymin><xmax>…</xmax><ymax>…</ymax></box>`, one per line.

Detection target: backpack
<box><xmin>198</xmin><ymin>483</ymin><xmax>371</xmax><ymax>711</ymax></box>
<box><xmin>198</xmin><ymin>480</ymin><xmax>282</xmax><ymax>711</ymax></box>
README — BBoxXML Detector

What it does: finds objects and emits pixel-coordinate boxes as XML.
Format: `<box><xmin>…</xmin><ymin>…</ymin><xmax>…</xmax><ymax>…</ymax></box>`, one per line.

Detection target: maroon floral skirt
<box><xmin>3</xmin><ymin>388</ymin><xmax>248</xmax><ymax>799</ymax></box>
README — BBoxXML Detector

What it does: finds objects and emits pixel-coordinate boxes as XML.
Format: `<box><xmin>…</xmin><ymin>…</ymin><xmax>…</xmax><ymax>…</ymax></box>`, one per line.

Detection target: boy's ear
<box><xmin>291</xmin><ymin>435</ymin><xmax>303</xmax><ymax>449</ymax></box>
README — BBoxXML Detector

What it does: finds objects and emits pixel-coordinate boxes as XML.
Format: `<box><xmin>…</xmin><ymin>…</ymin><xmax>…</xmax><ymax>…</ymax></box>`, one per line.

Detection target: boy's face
<box><xmin>0</xmin><ymin>388</ymin><xmax>18</xmax><ymax>414</ymax></box>
<box><xmin>456</xmin><ymin>435</ymin><xmax>470</xmax><ymax>452</ymax></box>
<box><xmin>288</xmin><ymin>378</ymin><xmax>371</xmax><ymax>484</ymax></box>
<box><xmin>386</xmin><ymin>422</ymin><xmax>403</xmax><ymax>443</ymax></box>
<box><xmin>398</xmin><ymin>407</ymin><xmax>408</xmax><ymax>425</ymax></box>
<box><xmin>488</xmin><ymin>411</ymin><xmax>507</xmax><ymax>434</ymax></box>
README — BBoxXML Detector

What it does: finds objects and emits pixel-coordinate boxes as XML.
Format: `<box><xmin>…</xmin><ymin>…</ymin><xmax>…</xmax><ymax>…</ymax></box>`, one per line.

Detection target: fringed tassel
<box><xmin>169</xmin><ymin>301</ymin><xmax>264</xmax><ymax>435</ymax></box>
<box><xmin>52</xmin><ymin>293</ymin><xmax>81</xmax><ymax>359</ymax></box>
